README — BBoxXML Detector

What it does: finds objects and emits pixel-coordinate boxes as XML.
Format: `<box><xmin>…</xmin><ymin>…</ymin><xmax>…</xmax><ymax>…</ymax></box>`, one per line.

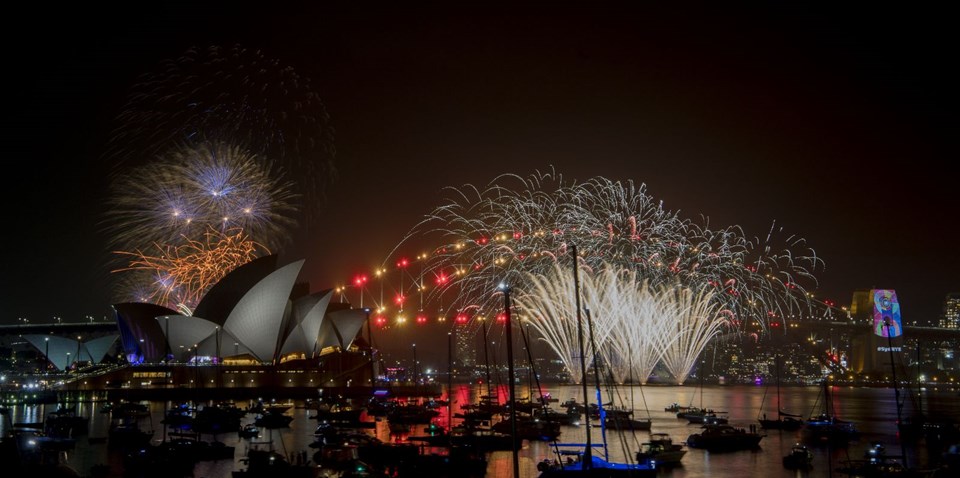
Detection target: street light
<box><xmin>354</xmin><ymin>275</ymin><xmax>368</xmax><ymax>308</ymax></box>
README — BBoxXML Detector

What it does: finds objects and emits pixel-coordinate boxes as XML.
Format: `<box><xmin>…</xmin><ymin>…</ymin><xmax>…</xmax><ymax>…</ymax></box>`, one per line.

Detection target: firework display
<box><xmin>104</xmin><ymin>44</ymin><xmax>335</xmax><ymax>307</ymax></box>
<box><xmin>106</xmin><ymin>141</ymin><xmax>298</xmax><ymax>252</ymax></box>
<box><xmin>656</xmin><ymin>286</ymin><xmax>729</xmax><ymax>385</ymax></box>
<box><xmin>514</xmin><ymin>260</ymin><xmax>727</xmax><ymax>385</ymax></box>
<box><xmin>397</xmin><ymin>169</ymin><xmax>819</xmax><ymax>323</ymax></box>
<box><xmin>112</xmin><ymin>227</ymin><xmax>269</xmax><ymax>315</ymax></box>
<box><xmin>383</xmin><ymin>169</ymin><xmax>821</xmax><ymax>381</ymax></box>
<box><xmin>104</xmin><ymin>44</ymin><xmax>336</xmax><ymax>214</ymax></box>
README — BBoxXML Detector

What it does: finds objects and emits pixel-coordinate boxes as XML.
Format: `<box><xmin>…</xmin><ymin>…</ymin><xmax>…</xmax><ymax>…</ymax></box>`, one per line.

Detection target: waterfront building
<box><xmin>112</xmin><ymin>254</ymin><xmax>367</xmax><ymax>367</ymax></box>
<box><xmin>454</xmin><ymin>322</ymin><xmax>476</xmax><ymax>368</ymax></box>
<box><xmin>940</xmin><ymin>293</ymin><xmax>960</xmax><ymax>329</ymax></box>
<box><xmin>1</xmin><ymin>254</ymin><xmax>379</xmax><ymax>402</ymax></box>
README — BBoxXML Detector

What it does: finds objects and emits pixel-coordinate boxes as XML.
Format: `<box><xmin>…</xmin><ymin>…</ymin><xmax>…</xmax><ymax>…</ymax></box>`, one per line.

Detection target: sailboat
<box><xmin>599</xmin><ymin>358</ymin><xmax>651</xmax><ymax>432</ymax></box>
<box><xmin>758</xmin><ymin>354</ymin><xmax>803</xmax><ymax>430</ymax></box>
<box><xmin>677</xmin><ymin>356</ymin><xmax>727</xmax><ymax>425</ymax></box>
<box><xmin>897</xmin><ymin>342</ymin><xmax>957</xmax><ymax>443</ymax></box>
<box><xmin>852</xmin><ymin>319</ymin><xmax>941</xmax><ymax>477</ymax></box>
<box><xmin>536</xmin><ymin>245</ymin><xmax>657</xmax><ymax>477</ymax></box>
<box><xmin>804</xmin><ymin>378</ymin><xmax>858</xmax><ymax>444</ymax></box>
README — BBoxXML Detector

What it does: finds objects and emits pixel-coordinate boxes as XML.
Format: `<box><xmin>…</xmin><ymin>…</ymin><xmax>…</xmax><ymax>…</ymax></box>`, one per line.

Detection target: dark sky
<box><xmin>2</xmin><ymin>2</ymin><xmax>958</xmax><ymax>334</ymax></box>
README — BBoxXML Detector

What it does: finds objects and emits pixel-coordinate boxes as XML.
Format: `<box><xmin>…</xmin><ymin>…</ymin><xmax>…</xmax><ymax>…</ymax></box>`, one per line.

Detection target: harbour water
<box><xmin>4</xmin><ymin>383</ymin><xmax>960</xmax><ymax>477</ymax></box>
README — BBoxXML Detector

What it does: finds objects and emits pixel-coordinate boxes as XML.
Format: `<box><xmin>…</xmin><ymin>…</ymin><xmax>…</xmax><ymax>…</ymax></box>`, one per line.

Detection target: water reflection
<box><xmin>2</xmin><ymin>384</ymin><xmax>958</xmax><ymax>477</ymax></box>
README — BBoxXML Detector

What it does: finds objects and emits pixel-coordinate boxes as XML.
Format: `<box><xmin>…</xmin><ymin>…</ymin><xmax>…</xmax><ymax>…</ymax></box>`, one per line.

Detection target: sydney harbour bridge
<box><xmin>3</xmin><ymin>311</ymin><xmax>959</xmax><ymax>390</ymax></box>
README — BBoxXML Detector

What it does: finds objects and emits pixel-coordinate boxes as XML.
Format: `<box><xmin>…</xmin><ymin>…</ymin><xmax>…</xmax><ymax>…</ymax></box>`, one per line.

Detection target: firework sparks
<box><xmin>103</xmin><ymin>44</ymin><xmax>336</xmax><ymax>216</ymax></box>
<box><xmin>582</xmin><ymin>269</ymin><xmax>676</xmax><ymax>385</ymax></box>
<box><xmin>388</xmin><ymin>168</ymin><xmax>821</xmax><ymax>380</ymax></box>
<box><xmin>656</xmin><ymin>286</ymin><xmax>729</xmax><ymax>385</ymax></box>
<box><xmin>515</xmin><ymin>260</ymin><xmax>727</xmax><ymax>385</ymax></box>
<box><xmin>514</xmin><ymin>261</ymin><xmax>593</xmax><ymax>384</ymax></box>
<box><xmin>106</xmin><ymin>141</ymin><xmax>298</xmax><ymax>252</ymax></box>
<box><xmin>112</xmin><ymin>227</ymin><xmax>269</xmax><ymax>314</ymax></box>
<box><xmin>397</xmin><ymin>169</ymin><xmax>819</xmax><ymax>328</ymax></box>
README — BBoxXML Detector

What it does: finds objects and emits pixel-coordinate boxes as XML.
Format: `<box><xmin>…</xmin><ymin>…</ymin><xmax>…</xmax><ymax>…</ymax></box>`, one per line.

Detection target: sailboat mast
<box><xmin>916</xmin><ymin>342</ymin><xmax>922</xmax><ymax>418</ymax></box>
<box><xmin>501</xmin><ymin>284</ymin><xmax>520</xmax><ymax>478</ymax></box>
<box><xmin>699</xmin><ymin>356</ymin><xmax>705</xmax><ymax>410</ymax></box>
<box><xmin>519</xmin><ymin>322</ymin><xmax>548</xmax><ymax>413</ymax></box>
<box><xmin>586</xmin><ymin>308</ymin><xmax>608</xmax><ymax>461</ymax></box>
<box><xmin>447</xmin><ymin>331</ymin><xmax>453</xmax><ymax>432</ymax></box>
<box><xmin>884</xmin><ymin>319</ymin><xmax>908</xmax><ymax>468</ymax></box>
<box><xmin>482</xmin><ymin>323</ymin><xmax>493</xmax><ymax>401</ymax></box>
<box><xmin>571</xmin><ymin>244</ymin><xmax>592</xmax><ymax>469</ymax></box>
<box><xmin>775</xmin><ymin>354</ymin><xmax>782</xmax><ymax>418</ymax></box>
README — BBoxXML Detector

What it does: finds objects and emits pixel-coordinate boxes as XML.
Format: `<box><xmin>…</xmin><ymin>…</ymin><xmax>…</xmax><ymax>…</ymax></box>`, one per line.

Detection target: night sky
<box><xmin>3</xmin><ymin>3</ymin><xmax>957</xmax><ymax>335</ymax></box>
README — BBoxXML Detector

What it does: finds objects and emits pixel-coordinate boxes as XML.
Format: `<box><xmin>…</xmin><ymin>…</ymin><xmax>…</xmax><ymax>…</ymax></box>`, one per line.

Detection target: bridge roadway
<box><xmin>0</xmin><ymin>321</ymin><xmax>119</xmax><ymax>344</ymax></box>
<box><xmin>721</xmin><ymin>320</ymin><xmax>960</xmax><ymax>375</ymax></box>
<box><xmin>760</xmin><ymin>320</ymin><xmax>960</xmax><ymax>342</ymax></box>
<box><xmin>5</xmin><ymin>319</ymin><xmax>960</xmax><ymax>342</ymax></box>
<box><xmin>4</xmin><ymin>319</ymin><xmax>959</xmax><ymax>376</ymax></box>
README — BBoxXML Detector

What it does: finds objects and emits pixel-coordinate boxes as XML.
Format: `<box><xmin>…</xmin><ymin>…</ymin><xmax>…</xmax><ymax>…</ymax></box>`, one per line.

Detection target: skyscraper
<box><xmin>939</xmin><ymin>293</ymin><xmax>960</xmax><ymax>329</ymax></box>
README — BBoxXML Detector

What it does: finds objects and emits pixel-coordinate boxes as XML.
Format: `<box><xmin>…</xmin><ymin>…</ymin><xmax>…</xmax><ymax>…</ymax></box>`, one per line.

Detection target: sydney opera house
<box><xmin>69</xmin><ymin>255</ymin><xmax>376</xmax><ymax>400</ymax></box>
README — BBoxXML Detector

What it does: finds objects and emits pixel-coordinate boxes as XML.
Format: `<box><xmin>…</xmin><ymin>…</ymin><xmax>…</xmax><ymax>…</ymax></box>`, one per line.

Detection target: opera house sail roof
<box><xmin>110</xmin><ymin>255</ymin><xmax>366</xmax><ymax>365</ymax></box>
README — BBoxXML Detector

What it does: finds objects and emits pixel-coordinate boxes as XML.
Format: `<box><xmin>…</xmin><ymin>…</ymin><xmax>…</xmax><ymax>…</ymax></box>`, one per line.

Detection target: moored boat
<box><xmin>782</xmin><ymin>443</ymin><xmax>813</xmax><ymax>469</ymax></box>
<box><xmin>254</xmin><ymin>410</ymin><xmax>293</xmax><ymax>429</ymax></box>
<box><xmin>636</xmin><ymin>433</ymin><xmax>686</xmax><ymax>467</ymax></box>
<box><xmin>537</xmin><ymin>451</ymin><xmax>658</xmax><ymax>477</ymax></box>
<box><xmin>238</xmin><ymin>423</ymin><xmax>260</xmax><ymax>439</ymax></box>
<box><xmin>685</xmin><ymin>424</ymin><xmax>763</xmax><ymax>451</ymax></box>
<box><xmin>804</xmin><ymin>379</ymin><xmax>858</xmax><ymax>444</ymax></box>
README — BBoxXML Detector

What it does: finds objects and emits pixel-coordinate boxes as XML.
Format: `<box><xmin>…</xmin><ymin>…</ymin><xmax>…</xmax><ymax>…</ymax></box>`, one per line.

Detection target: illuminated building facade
<box><xmin>454</xmin><ymin>323</ymin><xmax>476</xmax><ymax>368</ymax></box>
<box><xmin>849</xmin><ymin>289</ymin><xmax>906</xmax><ymax>373</ymax></box>
<box><xmin>939</xmin><ymin>293</ymin><xmax>960</xmax><ymax>329</ymax></box>
<box><xmin>113</xmin><ymin>255</ymin><xmax>367</xmax><ymax>366</ymax></box>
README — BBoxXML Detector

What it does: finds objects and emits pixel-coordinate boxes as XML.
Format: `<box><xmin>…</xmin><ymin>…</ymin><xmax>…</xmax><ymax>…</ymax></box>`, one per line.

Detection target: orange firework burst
<box><xmin>112</xmin><ymin>226</ymin><xmax>269</xmax><ymax>314</ymax></box>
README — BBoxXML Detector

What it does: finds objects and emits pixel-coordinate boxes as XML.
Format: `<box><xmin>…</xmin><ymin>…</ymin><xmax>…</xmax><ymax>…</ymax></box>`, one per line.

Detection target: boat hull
<box><xmin>538</xmin><ymin>455</ymin><xmax>657</xmax><ymax>477</ymax></box>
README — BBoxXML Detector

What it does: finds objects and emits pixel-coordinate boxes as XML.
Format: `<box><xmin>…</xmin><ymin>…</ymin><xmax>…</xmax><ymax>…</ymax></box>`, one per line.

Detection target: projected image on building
<box><xmin>872</xmin><ymin>289</ymin><xmax>902</xmax><ymax>338</ymax></box>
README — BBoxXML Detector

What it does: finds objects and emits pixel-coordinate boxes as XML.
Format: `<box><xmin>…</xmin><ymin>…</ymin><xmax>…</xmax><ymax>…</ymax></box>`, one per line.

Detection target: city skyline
<box><xmin>2</xmin><ymin>3</ymin><xmax>957</xmax><ymax>327</ymax></box>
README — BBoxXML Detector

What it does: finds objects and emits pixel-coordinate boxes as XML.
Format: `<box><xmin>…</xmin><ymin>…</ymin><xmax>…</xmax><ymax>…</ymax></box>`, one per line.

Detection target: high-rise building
<box><xmin>454</xmin><ymin>324</ymin><xmax>476</xmax><ymax>368</ymax></box>
<box><xmin>939</xmin><ymin>293</ymin><xmax>960</xmax><ymax>329</ymax></box>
